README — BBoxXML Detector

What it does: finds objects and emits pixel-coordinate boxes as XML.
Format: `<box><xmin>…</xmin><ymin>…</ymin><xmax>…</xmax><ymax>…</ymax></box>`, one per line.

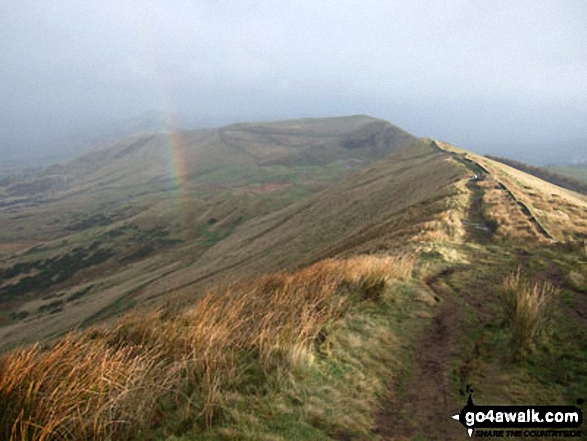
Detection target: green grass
<box><xmin>443</xmin><ymin>242</ymin><xmax>587</xmax><ymax>409</ymax></box>
<box><xmin>167</xmin><ymin>279</ymin><xmax>434</xmax><ymax>441</ymax></box>
<box><xmin>82</xmin><ymin>292</ymin><xmax>138</xmax><ymax>326</ymax></box>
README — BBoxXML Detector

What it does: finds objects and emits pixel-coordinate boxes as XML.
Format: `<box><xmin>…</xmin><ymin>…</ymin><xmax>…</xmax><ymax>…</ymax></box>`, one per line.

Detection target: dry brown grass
<box><xmin>412</xmin><ymin>209</ymin><xmax>465</xmax><ymax>244</ymax></box>
<box><xmin>502</xmin><ymin>269</ymin><xmax>557</xmax><ymax>359</ymax></box>
<box><xmin>412</xmin><ymin>210</ymin><xmax>465</xmax><ymax>243</ymax></box>
<box><xmin>410</xmin><ymin>179</ymin><xmax>468</xmax><ymax>244</ymax></box>
<box><xmin>0</xmin><ymin>337</ymin><xmax>179</xmax><ymax>440</ymax></box>
<box><xmin>435</xmin><ymin>140</ymin><xmax>587</xmax><ymax>243</ymax></box>
<box><xmin>475</xmin><ymin>155</ymin><xmax>587</xmax><ymax>242</ymax></box>
<box><xmin>480</xmin><ymin>180</ymin><xmax>546</xmax><ymax>243</ymax></box>
<box><xmin>0</xmin><ymin>254</ymin><xmax>414</xmax><ymax>440</ymax></box>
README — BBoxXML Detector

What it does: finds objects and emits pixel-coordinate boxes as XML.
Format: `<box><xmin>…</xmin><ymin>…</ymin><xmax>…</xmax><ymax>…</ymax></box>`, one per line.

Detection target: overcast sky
<box><xmin>1</xmin><ymin>1</ymin><xmax>586</xmax><ymax>162</ymax></box>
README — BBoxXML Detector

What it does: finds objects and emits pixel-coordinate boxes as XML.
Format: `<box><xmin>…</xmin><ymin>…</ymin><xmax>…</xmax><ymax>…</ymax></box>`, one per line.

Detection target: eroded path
<box><xmin>376</xmin><ymin>176</ymin><xmax>497</xmax><ymax>440</ymax></box>
<box><xmin>376</xmin><ymin>268</ymin><xmax>466</xmax><ymax>440</ymax></box>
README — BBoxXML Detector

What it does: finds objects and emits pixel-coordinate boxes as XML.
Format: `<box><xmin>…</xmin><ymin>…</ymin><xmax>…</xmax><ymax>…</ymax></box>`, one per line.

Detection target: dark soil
<box><xmin>375</xmin><ymin>268</ymin><xmax>465</xmax><ymax>440</ymax></box>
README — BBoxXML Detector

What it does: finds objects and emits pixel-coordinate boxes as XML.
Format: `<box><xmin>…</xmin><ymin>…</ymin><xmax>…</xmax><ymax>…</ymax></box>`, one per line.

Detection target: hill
<box><xmin>0</xmin><ymin>115</ymin><xmax>416</xmax><ymax>348</ymax></box>
<box><xmin>0</xmin><ymin>122</ymin><xmax>585</xmax><ymax>440</ymax></box>
<box><xmin>40</xmin><ymin>114</ymin><xmax>414</xmax><ymax>189</ymax></box>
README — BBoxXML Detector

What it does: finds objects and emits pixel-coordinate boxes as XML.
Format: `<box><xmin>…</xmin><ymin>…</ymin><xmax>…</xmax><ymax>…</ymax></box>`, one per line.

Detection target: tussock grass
<box><xmin>476</xmin><ymin>155</ymin><xmax>587</xmax><ymax>242</ymax></box>
<box><xmin>410</xmin><ymin>181</ymin><xmax>468</xmax><ymax>245</ymax></box>
<box><xmin>0</xmin><ymin>254</ymin><xmax>414</xmax><ymax>440</ymax></box>
<box><xmin>502</xmin><ymin>269</ymin><xmax>557</xmax><ymax>359</ymax></box>
<box><xmin>413</xmin><ymin>210</ymin><xmax>465</xmax><ymax>243</ymax></box>
<box><xmin>0</xmin><ymin>337</ymin><xmax>178</xmax><ymax>440</ymax></box>
<box><xmin>481</xmin><ymin>182</ymin><xmax>535</xmax><ymax>241</ymax></box>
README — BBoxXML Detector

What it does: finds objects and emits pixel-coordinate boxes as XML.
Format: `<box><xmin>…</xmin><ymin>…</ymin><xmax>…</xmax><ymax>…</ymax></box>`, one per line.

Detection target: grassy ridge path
<box><xmin>376</xmin><ymin>173</ymin><xmax>496</xmax><ymax>439</ymax></box>
<box><xmin>433</xmin><ymin>140</ymin><xmax>555</xmax><ymax>241</ymax></box>
<box><xmin>376</xmin><ymin>267</ymin><xmax>466</xmax><ymax>440</ymax></box>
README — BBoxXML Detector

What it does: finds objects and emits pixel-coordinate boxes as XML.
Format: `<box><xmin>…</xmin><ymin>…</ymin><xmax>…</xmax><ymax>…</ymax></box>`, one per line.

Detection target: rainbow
<box><xmin>137</xmin><ymin>22</ymin><xmax>193</xmax><ymax>239</ymax></box>
<box><xmin>162</xmin><ymin>111</ymin><xmax>188</xmax><ymax>192</ymax></box>
<box><xmin>161</xmin><ymin>106</ymin><xmax>192</xmax><ymax>240</ymax></box>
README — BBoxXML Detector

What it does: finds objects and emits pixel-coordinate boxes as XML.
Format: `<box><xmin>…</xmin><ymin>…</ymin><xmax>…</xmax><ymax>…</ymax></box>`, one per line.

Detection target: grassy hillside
<box><xmin>437</xmin><ymin>141</ymin><xmax>587</xmax><ymax>243</ymax></box>
<box><xmin>0</xmin><ymin>125</ymin><xmax>586</xmax><ymax>440</ymax></box>
<box><xmin>162</xmin><ymin>139</ymin><xmax>462</xmax><ymax>280</ymax></box>
<box><xmin>0</xmin><ymin>116</ymin><xmax>416</xmax><ymax>349</ymax></box>
<box><xmin>0</xmin><ymin>115</ymin><xmax>414</xmax><ymax>249</ymax></box>
<box><xmin>0</xmin><ymin>136</ymin><xmax>587</xmax><ymax>441</ymax></box>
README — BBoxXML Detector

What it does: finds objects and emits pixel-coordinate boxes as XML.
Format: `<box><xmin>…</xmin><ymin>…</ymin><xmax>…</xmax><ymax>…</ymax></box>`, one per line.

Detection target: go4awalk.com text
<box><xmin>451</xmin><ymin>391</ymin><xmax>583</xmax><ymax>438</ymax></box>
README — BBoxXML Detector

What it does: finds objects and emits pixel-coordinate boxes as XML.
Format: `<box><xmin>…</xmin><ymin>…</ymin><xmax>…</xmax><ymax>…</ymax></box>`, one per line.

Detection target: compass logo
<box><xmin>451</xmin><ymin>386</ymin><xmax>583</xmax><ymax>438</ymax></box>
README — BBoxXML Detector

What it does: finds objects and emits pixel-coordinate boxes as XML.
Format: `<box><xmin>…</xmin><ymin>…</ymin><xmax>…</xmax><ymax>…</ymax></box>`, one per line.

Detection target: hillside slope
<box><xmin>0</xmin><ymin>115</ymin><xmax>414</xmax><ymax>244</ymax></box>
<box><xmin>144</xmin><ymin>139</ymin><xmax>464</xmax><ymax>299</ymax></box>
<box><xmin>0</xmin><ymin>116</ymin><xmax>416</xmax><ymax>348</ymax></box>
<box><xmin>435</xmin><ymin>141</ymin><xmax>587</xmax><ymax>242</ymax></box>
<box><xmin>0</xmin><ymin>139</ymin><xmax>458</xmax><ymax>349</ymax></box>
<box><xmin>0</xmin><ymin>135</ymin><xmax>585</xmax><ymax>440</ymax></box>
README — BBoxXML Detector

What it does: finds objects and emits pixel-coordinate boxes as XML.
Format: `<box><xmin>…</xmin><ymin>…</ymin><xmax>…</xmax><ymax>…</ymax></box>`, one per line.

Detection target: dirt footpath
<box><xmin>375</xmin><ymin>269</ymin><xmax>465</xmax><ymax>440</ymax></box>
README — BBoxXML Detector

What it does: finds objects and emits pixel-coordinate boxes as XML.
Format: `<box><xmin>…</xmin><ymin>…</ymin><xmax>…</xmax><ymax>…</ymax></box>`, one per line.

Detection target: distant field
<box><xmin>545</xmin><ymin>164</ymin><xmax>587</xmax><ymax>183</ymax></box>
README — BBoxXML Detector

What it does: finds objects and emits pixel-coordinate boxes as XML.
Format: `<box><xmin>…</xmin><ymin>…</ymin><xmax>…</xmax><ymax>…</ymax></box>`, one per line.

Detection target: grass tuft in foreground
<box><xmin>501</xmin><ymin>269</ymin><xmax>557</xmax><ymax>359</ymax></box>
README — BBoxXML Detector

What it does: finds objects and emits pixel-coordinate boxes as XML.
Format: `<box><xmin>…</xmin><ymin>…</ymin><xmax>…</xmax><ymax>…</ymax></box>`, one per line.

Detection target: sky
<box><xmin>1</xmin><ymin>0</ymin><xmax>586</xmax><ymax>163</ymax></box>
